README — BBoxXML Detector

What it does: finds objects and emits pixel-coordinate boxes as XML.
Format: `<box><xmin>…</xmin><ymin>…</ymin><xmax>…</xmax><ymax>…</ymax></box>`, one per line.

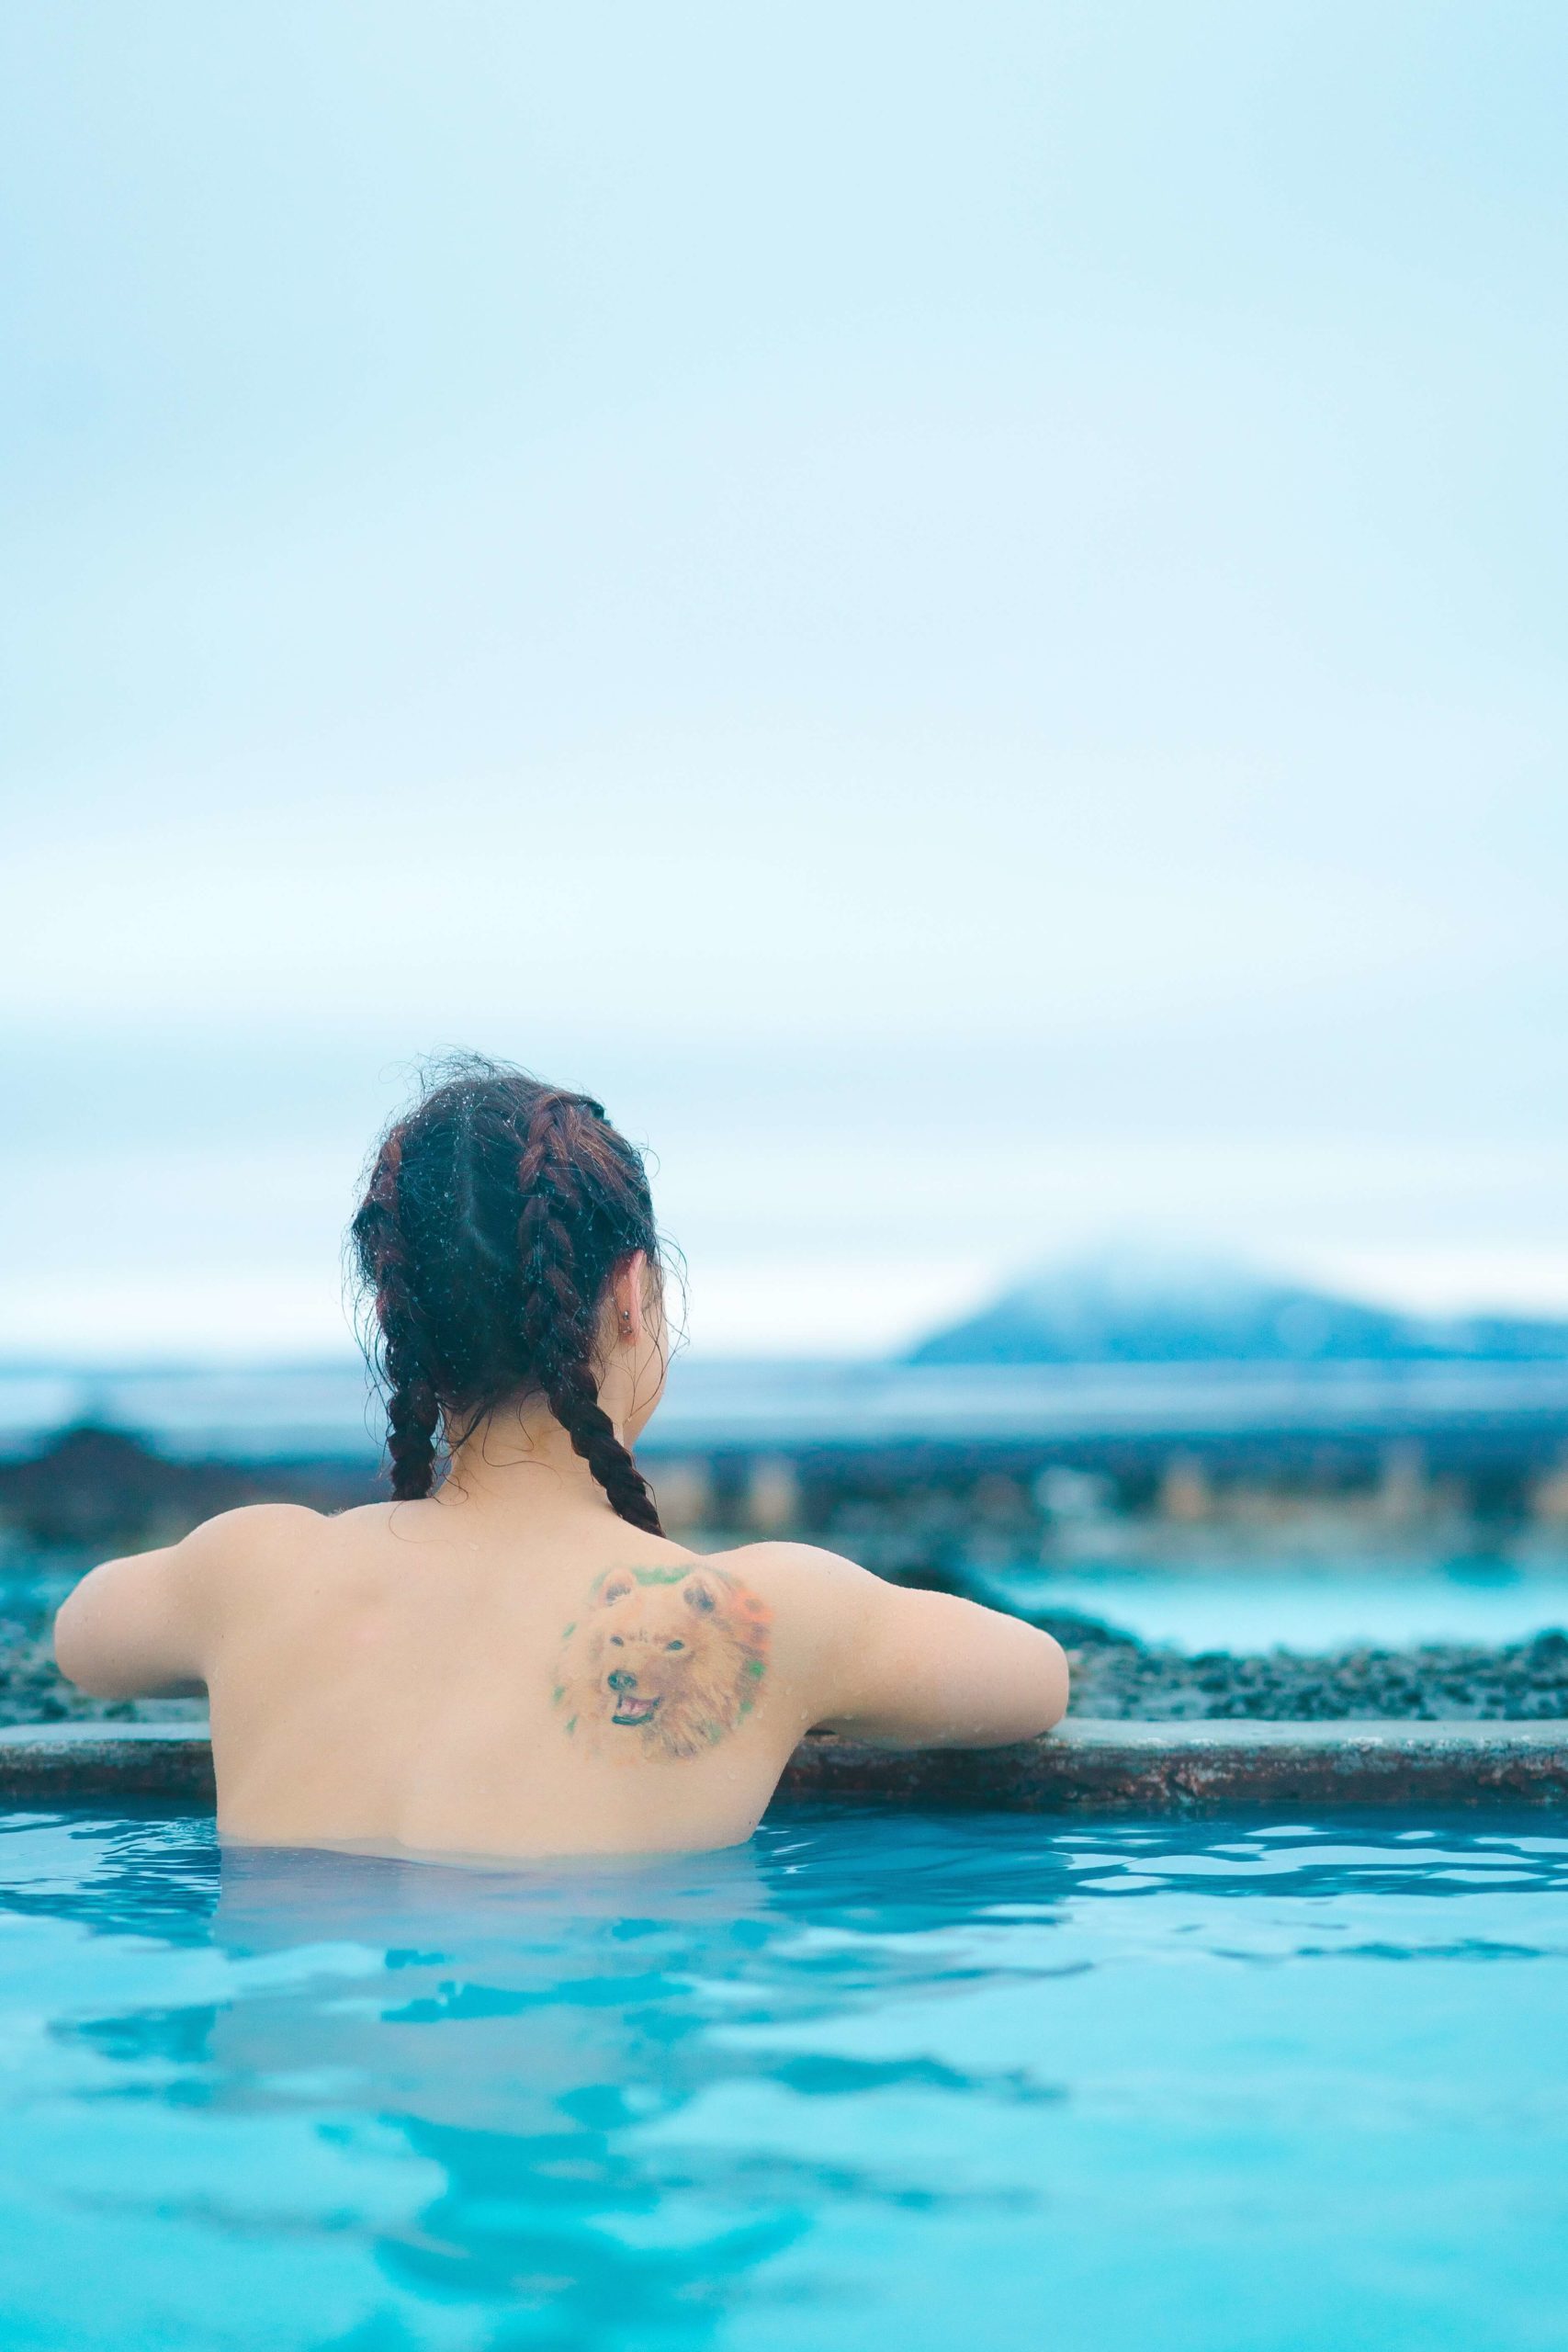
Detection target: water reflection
<box><xmin>207</xmin><ymin>1830</ymin><xmax>1043</xmax><ymax>2342</ymax></box>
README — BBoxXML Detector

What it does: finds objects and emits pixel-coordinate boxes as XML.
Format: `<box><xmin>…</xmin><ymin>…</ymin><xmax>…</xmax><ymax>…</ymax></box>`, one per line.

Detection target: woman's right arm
<box><xmin>769</xmin><ymin>1545</ymin><xmax>1069</xmax><ymax>1748</ymax></box>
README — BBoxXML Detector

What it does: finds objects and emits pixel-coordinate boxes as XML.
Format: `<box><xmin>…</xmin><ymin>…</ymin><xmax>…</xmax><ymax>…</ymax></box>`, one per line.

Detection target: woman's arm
<box><xmin>768</xmin><ymin>1545</ymin><xmax>1069</xmax><ymax>1748</ymax></box>
<box><xmin>53</xmin><ymin>1504</ymin><xmax>312</xmax><ymax>1700</ymax></box>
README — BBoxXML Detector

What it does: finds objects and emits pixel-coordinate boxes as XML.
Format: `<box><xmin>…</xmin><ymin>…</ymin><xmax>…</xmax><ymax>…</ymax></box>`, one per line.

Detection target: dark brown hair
<box><xmin>350</xmin><ymin>1056</ymin><xmax>666</xmax><ymax>1531</ymax></box>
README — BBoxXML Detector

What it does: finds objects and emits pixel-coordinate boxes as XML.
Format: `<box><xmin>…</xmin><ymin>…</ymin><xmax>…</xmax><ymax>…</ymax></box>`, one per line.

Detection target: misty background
<box><xmin>5</xmin><ymin>3</ymin><xmax>1566</xmax><ymax>1365</ymax></box>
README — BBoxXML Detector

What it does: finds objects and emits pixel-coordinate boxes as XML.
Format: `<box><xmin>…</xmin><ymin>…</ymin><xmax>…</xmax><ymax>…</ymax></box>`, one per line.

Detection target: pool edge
<box><xmin>1</xmin><ymin>1720</ymin><xmax>1564</xmax><ymax>1811</ymax></box>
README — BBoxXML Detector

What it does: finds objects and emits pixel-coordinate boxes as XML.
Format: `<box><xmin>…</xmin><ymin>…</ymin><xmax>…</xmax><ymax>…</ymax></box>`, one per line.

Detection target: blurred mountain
<box><xmin>907</xmin><ymin>1250</ymin><xmax>1568</xmax><ymax>1366</ymax></box>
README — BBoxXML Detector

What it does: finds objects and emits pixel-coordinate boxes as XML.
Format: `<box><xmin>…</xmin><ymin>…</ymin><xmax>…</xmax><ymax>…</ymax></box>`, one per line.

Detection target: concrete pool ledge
<box><xmin>785</xmin><ymin>1719</ymin><xmax>1568</xmax><ymax>1811</ymax></box>
<box><xmin>0</xmin><ymin>1719</ymin><xmax>1564</xmax><ymax>1812</ymax></box>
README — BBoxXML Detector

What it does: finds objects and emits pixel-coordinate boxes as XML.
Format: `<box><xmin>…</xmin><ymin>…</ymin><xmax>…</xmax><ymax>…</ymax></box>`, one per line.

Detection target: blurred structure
<box><xmin>5</xmin><ymin>1260</ymin><xmax>1568</xmax><ymax>1568</ymax></box>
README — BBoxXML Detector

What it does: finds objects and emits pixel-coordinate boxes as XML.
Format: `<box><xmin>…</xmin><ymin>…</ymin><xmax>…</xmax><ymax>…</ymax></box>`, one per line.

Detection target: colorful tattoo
<box><xmin>552</xmin><ymin>1564</ymin><xmax>772</xmax><ymax>1759</ymax></box>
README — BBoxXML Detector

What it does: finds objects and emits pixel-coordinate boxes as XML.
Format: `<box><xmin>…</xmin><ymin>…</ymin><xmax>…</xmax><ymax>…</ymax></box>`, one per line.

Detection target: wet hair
<box><xmin>350</xmin><ymin>1056</ymin><xmax>666</xmax><ymax>1531</ymax></box>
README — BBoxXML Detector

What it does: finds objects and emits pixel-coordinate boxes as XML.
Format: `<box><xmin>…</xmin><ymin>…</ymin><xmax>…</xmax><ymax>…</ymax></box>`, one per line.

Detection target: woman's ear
<box><xmin>611</xmin><ymin>1252</ymin><xmax>649</xmax><ymax>1347</ymax></box>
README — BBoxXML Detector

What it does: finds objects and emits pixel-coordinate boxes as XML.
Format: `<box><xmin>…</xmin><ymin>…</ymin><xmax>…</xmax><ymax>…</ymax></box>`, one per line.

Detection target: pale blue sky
<box><xmin>3</xmin><ymin>3</ymin><xmax>1566</xmax><ymax>1357</ymax></box>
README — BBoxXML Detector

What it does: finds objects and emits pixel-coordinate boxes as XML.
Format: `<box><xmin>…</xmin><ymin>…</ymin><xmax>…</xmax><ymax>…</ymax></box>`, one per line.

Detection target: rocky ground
<box><xmin>0</xmin><ymin>1607</ymin><xmax>204</xmax><ymax>1725</ymax></box>
<box><xmin>6</xmin><ymin>1573</ymin><xmax>1565</xmax><ymax>1726</ymax></box>
<box><xmin>1033</xmin><ymin>1608</ymin><xmax>1568</xmax><ymax>1721</ymax></box>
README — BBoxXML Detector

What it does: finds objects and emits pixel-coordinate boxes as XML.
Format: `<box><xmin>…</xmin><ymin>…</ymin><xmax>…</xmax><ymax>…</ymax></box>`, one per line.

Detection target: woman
<box><xmin>55</xmin><ymin>1059</ymin><xmax>1067</xmax><ymax>1860</ymax></box>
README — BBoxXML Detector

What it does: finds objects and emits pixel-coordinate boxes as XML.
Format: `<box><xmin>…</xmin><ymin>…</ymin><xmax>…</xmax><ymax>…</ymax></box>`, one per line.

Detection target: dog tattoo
<box><xmin>552</xmin><ymin>1565</ymin><xmax>772</xmax><ymax>1759</ymax></box>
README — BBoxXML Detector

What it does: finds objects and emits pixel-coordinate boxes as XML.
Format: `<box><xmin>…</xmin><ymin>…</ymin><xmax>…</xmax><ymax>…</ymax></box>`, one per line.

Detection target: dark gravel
<box><xmin>0</xmin><ymin>1611</ymin><xmax>203</xmax><ymax>1725</ymax></box>
<box><xmin>5</xmin><ymin>1570</ymin><xmax>1565</xmax><ymax>1729</ymax></box>
<box><xmin>1034</xmin><ymin>1609</ymin><xmax>1568</xmax><ymax>1721</ymax></box>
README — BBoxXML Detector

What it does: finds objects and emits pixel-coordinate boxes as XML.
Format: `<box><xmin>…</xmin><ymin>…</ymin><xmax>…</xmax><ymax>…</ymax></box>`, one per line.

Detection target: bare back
<box><xmin>54</xmin><ymin>1482</ymin><xmax>1069</xmax><ymax>1862</ymax></box>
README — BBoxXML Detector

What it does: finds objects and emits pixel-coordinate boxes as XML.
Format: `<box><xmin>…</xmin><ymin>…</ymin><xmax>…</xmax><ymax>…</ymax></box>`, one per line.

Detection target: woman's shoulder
<box><xmin>193</xmin><ymin>1498</ymin><xmax>457</xmax><ymax>1583</ymax></box>
<box><xmin>690</xmin><ymin>1542</ymin><xmax>885</xmax><ymax>1634</ymax></box>
<box><xmin>152</xmin><ymin>1505</ymin><xmax>345</xmax><ymax>1599</ymax></box>
<box><xmin>179</xmin><ymin>1500</ymin><xmax>334</xmax><ymax>1561</ymax></box>
<box><xmin>702</xmin><ymin>1539</ymin><xmax>882</xmax><ymax>1587</ymax></box>
<box><xmin>704</xmin><ymin>1539</ymin><xmax>865</xmax><ymax>1579</ymax></box>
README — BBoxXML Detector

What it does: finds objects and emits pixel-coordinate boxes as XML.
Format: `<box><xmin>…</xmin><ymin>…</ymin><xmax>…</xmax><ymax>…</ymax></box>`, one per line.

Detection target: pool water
<box><xmin>993</xmin><ymin>1562</ymin><xmax>1568</xmax><ymax>1652</ymax></box>
<box><xmin>1</xmin><ymin>1807</ymin><xmax>1564</xmax><ymax>2352</ymax></box>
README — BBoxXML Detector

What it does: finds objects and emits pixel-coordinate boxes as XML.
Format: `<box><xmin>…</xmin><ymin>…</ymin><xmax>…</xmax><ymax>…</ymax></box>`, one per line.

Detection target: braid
<box><xmin>355</xmin><ymin>1137</ymin><xmax>440</xmax><ymax>1501</ymax></box>
<box><xmin>517</xmin><ymin>1096</ymin><xmax>665</xmax><ymax>1535</ymax></box>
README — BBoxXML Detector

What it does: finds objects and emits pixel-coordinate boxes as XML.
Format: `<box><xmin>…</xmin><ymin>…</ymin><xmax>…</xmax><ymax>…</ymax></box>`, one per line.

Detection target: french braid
<box><xmin>515</xmin><ymin>1094</ymin><xmax>663</xmax><ymax>1535</ymax></box>
<box><xmin>351</xmin><ymin>1137</ymin><xmax>440</xmax><ymax>1500</ymax></box>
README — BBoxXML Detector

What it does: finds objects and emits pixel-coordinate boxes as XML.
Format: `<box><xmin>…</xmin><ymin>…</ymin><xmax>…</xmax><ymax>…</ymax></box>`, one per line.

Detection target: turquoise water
<box><xmin>1</xmin><ymin>1807</ymin><xmax>1565</xmax><ymax>2351</ymax></box>
<box><xmin>1003</xmin><ymin>1562</ymin><xmax>1568</xmax><ymax>1651</ymax></box>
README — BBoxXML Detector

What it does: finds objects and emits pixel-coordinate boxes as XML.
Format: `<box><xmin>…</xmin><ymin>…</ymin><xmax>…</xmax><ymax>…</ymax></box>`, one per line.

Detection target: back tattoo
<box><xmin>552</xmin><ymin>1564</ymin><xmax>772</xmax><ymax>1759</ymax></box>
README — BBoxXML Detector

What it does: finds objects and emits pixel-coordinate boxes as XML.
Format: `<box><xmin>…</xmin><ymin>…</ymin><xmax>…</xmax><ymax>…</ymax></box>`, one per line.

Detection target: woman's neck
<box><xmin>438</xmin><ymin>1396</ymin><xmax>626</xmax><ymax>1518</ymax></box>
